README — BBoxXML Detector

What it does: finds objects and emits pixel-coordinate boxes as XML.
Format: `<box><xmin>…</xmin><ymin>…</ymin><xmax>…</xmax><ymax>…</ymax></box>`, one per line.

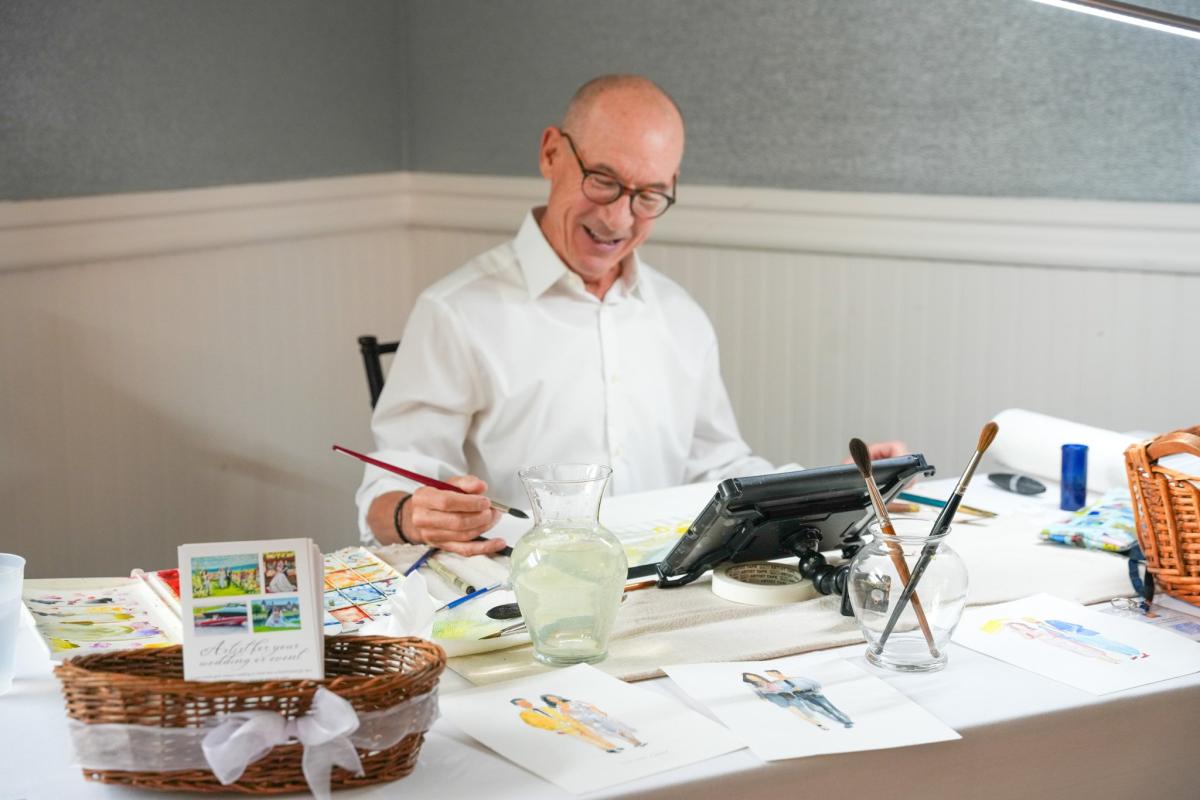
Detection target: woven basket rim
<box><xmin>1144</xmin><ymin>463</ymin><xmax>1200</xmax><ymax>482</ymax></box>
<box><xmin>54</xmin><ymin>635</ymin><xmax>445</xmax><ymax>697</ymax></box>
<box><xmin>1125</xmin><ymin>431</ymin><xmax>1200</xmax><ymax>484</ymax></box>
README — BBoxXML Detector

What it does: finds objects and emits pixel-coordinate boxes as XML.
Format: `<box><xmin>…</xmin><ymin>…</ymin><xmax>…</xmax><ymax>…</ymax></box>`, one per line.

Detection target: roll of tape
<box><xmin>711</xmin><ymin>561</ymin><xmax>817</xmax><ymax>606</ymax></box>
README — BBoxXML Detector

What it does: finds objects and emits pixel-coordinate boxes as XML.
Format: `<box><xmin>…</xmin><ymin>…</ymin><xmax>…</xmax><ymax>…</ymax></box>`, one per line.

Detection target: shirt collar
<box><xmin>515</xmin><ymin>209</ymin><xmax>647</xmax><ymax>303</ymax></box>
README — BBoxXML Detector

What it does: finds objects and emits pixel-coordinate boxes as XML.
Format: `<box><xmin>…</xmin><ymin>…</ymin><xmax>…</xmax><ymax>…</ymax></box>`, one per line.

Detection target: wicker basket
<box><xmin>54</xmin><ymin>635</ymin><xmax>445</xmax><ymax>794</ymax></box>
<box><xmin>1125</xmin><ymin>427</ymin><xmax>1200</xmax><ymax>607</ymax></box>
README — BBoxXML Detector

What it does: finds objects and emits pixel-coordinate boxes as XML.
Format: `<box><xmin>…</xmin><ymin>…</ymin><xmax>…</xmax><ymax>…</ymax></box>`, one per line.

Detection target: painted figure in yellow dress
<box><xmin>509</xmin><ymin>697</ymin><xmax>621</xmax><ymax>752</ymax></box>
<box><xmin>542</xmin><ymin>694</ymin><xmax>646</xmax><ymax>748</ymax></box>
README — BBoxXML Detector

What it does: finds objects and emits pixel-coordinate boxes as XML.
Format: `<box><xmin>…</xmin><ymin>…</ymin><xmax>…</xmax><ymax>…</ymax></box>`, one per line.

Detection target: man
<box><xmin>357</xmin><ymin>74</ymin><xmax>901</xmax><ymax>552</ymax></box>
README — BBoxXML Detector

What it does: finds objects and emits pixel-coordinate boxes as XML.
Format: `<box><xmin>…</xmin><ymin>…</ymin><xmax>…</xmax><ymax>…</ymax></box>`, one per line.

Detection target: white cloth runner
<box><xmin>443</xmin><ymin>508</ymin><xmax>1134</xmax><ymax>686</ymax></box>
<box><xmin>68</xmin><ymin>687</ymin><xmax>438</xmax><ymax>800</ymax></box>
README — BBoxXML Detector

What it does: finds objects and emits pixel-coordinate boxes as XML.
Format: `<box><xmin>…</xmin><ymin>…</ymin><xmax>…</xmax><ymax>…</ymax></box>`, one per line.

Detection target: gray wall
<box><xmin>0</xmin><ymin>0</ymin><xmax>407</xmax><ymax>200</ymax></box>
<box><xmin>406</xmin><ymin>0</ymin><xmax>1200</xmax><ymax>202</ymax></box>
<box><xmin>3</xmin><ymin>0</ymin><xmax>1198</xmax><ymax>201</ymax></box>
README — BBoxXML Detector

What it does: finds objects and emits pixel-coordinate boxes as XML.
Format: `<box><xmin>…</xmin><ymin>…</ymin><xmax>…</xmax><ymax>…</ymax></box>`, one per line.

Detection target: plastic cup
<box><xmin>0</xmin><ymin>553</ymin><xmax>26</xmax><ymax>696</ymax></box>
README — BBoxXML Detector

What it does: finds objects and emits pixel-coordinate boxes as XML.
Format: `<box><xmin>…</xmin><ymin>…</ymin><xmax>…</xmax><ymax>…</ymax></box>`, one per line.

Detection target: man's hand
<box><xmin>842</xmin><ymin>440</ymin><xmax>910</xmax><ymax>464</ymax></box>
<box><xmin>842</xmin><ymin>440</ymin><xmax>919</xmax><ymax>502</ymax></box>
<box><xmin>404</xmin><ymin>476</ymin><xmax>506</xmax><ymax>555</ymax></box>
<box><xmin>864</xmin><ymin>440</ymin><xmax>908</xmax><ymax>460</ymax></box>
<box><xmin>370</xmin><ymin>476</ymin><xmax>507</xmax><ymax>555</ymax></box>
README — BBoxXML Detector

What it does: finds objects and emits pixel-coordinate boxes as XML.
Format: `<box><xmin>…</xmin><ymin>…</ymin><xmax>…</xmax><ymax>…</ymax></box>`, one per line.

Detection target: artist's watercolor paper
<box><xmin>664</xmin><ymin>653</ymin><xmax>959</xmax><ymax>761</ymax></box>
<box><xmin>439</xmin><ymin>663</ymin><xmax>743</xmax><ymax>794</ymax></box>
<box><xmin>953</xmin><ymin>593</ymin><xmax>1200</xmax><ymax>694</ymax></box>
<box><xmin>22</xmin><ymin>578</ymin><xmax>182</xmax><ymax>659</ymax></box>
<box><xmin>321</xmin><ymin>547</ymin><xmax>406</xmax><ymax>633</ymax></box>
<box><xmin>178</xmin><ymin>538</ymin><xmax>324</xmax><ymax>681</ymax></box>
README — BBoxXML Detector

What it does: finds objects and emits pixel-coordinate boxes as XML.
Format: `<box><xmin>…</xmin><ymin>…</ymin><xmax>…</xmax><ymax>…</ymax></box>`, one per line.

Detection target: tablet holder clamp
<box><xmin>784</xmin><ymin>528</ymin><xmax>860</xmax><ymax>616</ymax></box>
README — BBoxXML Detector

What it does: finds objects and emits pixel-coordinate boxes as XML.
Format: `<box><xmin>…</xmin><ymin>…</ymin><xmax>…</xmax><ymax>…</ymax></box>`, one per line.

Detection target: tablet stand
<box><xmin>787</xmin><ymin>528</ymin><xmax>858</xmax><ymax>616</ymax></box>
<box><xmin>652</xmin><ymin>455</ymin><xmax>936</xmax><ymax>618</ymax></box>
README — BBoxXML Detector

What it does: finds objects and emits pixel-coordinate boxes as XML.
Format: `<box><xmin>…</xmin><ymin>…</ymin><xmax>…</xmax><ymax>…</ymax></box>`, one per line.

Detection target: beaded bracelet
<box><xmin>393</xmin><ymin>494</ymin><xmax>414</xmax><ymax>544</ymax></box>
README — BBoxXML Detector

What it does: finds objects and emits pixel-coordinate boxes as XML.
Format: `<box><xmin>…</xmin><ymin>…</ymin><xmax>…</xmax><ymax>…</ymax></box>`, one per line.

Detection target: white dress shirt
<box><xmin>356</xmin><ymin>209</ymin><xmax>773</xmax><ymax>543</ymax></box>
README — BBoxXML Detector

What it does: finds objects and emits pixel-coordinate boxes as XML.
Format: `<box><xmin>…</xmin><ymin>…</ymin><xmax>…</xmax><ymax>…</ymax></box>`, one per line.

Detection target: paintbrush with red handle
<box><xmin>332</xmin><ymin>444</ymin><xmax>529</xmax><ymax>520</ymax></box>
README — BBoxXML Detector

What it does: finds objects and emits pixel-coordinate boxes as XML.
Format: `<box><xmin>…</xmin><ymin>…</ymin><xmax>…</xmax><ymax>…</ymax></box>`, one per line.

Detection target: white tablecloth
<box><xmin>4</xmin><ymin>614</ymin><xmax>1198</xmax><ymax>800</ymax></box>
<box><xmin>4</xmin><ymin>478</ymin><xmax>1197</xmax><ymax>800</ymax></box>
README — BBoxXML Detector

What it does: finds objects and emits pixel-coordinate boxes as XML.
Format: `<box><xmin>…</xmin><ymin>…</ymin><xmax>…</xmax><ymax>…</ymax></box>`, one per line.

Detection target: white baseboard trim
<box><xmin>3</xmin><ymin>171</ymin><xmax>1197</xmax><ymax>273</ymax></box>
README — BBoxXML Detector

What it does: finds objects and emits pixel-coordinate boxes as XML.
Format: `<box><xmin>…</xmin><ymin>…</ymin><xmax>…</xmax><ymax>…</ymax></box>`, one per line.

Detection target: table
<box><xmin>4</xmin><ymin>618</ymin><xmax>1197</xmax><ymax>800</ymax></box>
<box><xmin>3</xmin><ymin>479</ymin><xmax>1198</xmax><ymax>800</ymax></box>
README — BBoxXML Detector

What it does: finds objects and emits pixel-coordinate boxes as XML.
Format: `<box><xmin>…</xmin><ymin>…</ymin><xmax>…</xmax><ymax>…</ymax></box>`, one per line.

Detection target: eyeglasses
<box><xmin>559</xmin><ymin>131</ymin><xmax>676</xmax><ymax>220</ymax></box>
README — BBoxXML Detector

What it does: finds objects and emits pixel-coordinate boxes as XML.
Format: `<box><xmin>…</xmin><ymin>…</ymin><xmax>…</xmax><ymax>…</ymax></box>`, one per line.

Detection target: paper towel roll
<box><xmin>990</xmin><ymin>409</ymin><xmax>1139</xmax><ymax>493</ymax></box>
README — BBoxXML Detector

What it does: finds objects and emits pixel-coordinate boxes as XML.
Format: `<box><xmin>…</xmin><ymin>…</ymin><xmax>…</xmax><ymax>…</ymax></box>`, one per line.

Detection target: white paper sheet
<box><xmin>438</xmin><ymin>663</ymin><xmax>743</xmax><ymax>794</ymax></box>
<box><xmin>21</xmin><ymin>577</ymin><xmax>182</xmax><ymax>660</ymax></box>
<box><xmin>953</xmin><ymin>593</ymin><xmax>1200</xmax><ymax>694</ymax></box>
<box><xmin>664</xmin><ymin>653</ymin><xmax>959</xmax><ymax>761</ymax></box>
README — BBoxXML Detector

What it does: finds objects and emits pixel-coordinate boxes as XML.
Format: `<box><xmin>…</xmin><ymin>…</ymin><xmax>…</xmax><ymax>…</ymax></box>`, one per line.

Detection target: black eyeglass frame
<box><xmin>559</xmin><ymin>130</ymin><xmax>677</xmax><ymax>220</ymax></box>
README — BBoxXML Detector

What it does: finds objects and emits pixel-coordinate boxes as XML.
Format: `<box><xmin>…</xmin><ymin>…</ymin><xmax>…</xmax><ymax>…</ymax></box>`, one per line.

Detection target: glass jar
<box><xmin>846</xmin><ymin>518</ymin><xmax>968</xmax><ymax>672</ymax></box>
<box><xmin>510</xmin><ymin>464</ymin><xmax>628</xmax><ymax>666</ymax></box>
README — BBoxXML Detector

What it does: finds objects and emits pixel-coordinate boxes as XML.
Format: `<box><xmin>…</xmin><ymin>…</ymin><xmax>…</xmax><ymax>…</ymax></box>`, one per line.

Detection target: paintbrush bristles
<box><xmin>849</xmin><ymin>437</ymin><xmax>891</xmax><ymax>533</ymax></box>
<box><xmin>978</xmin><ymin>421</ymin><xmax>1000</xmax><ymax>452</ymax></box>
<box><xmin>848</xmin><ymin>438</ymin><xmax>873</xmax><ymax>478</ymax></box>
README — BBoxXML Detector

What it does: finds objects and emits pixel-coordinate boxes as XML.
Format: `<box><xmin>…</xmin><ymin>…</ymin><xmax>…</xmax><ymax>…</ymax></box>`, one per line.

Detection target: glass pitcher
<box><xmin>510</xmin><ymin>464</ymin><xmax>627</xmax><ymax>666</ymax></box>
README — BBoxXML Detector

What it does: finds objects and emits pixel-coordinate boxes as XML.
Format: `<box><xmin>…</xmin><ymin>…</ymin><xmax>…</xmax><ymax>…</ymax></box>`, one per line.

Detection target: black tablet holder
<box><xmin>648</xmin><ymin>455</ymin><xmax>936</xmax><ymax>615</ymax></box>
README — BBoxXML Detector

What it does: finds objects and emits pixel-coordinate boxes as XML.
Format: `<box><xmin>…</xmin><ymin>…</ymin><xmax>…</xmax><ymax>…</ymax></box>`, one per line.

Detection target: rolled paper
<box><xmin>989</xmin><ymin>409</ymin><xmax>1138</xmax><ymax>493</ymax></box>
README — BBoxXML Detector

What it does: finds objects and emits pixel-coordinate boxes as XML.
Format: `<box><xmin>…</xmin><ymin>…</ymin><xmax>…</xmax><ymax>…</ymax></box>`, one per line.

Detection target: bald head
<box><xmin>537</xmin><ymin>74</ymin><xmax>685</xmax><ymax>299</ymax></box>
<box><xmin>559</xmin><ymin>75</ymin><xmax>686</xmax><ymax>151</ymax></box>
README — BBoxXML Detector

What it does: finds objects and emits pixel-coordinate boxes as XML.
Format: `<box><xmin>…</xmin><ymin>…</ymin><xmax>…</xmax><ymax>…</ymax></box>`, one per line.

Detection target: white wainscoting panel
<box><xmin>638</xmin><ymin>244</ymin><xmax>1191</xmax><ymax>472</ymax></box>
<box><xmin>2</xmin><ymin>172</ymin><xmax>1194</xmax><ymax>577</ymax></box>
<box><xmin>0</xmin><ymin>226</ymin><xmax>418</xmax><ymax>577</ymax></box>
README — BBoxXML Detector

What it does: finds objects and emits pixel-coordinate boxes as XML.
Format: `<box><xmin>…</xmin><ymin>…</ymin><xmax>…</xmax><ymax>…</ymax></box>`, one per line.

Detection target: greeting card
<box><xmin>178</xmin><ymin>538</ymin><xmax>324</xmax><ymax>681</ymax></box>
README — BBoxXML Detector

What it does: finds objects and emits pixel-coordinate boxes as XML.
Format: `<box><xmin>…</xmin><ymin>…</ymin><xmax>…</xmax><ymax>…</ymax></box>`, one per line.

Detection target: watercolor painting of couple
<box><xmin>510</xmin><ymin>694</ymin><xmax>645</xmax><ymax>753</ymax></box>
<box><xmin>666</xmin><ymin>655</ymin><xmax>959</xmax><ymax>761</ymax></box>
<box><xmin>955</xmin><ymin>594</ymin><xmax>1200</xmax><ymax>694</ymax></box>
<box><xmin>741</xmin><ymin>669</ymin><xmax>853</xmax><ymax>730</ymax></box>
<box><xmin>440</xmin><ymin>664</ymin><xmax>741</xmax><ymax>794</ymax></box>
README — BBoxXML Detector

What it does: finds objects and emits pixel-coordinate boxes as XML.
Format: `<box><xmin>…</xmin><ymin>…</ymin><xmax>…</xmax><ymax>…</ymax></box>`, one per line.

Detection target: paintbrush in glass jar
<box><xmin>875</xmin><ymin>421</ymin><xmax>999</xmax><ymax>652</ymax></box>
<box><xmin>849</xmin><ymin>438</ymin><xmax>939</xmax><ymax>657</ymax></box>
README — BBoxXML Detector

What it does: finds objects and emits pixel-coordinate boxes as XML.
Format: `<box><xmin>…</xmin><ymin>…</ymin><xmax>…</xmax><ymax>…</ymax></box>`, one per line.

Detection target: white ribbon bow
<box><xmin>68</xmin><ymin>686</ymin><xmax>438</xmax><ymax>792</ymax></box>
<box><xmin>201</xmin><ymin>687</ymin><xmax>364</xmax><ymax>800</ymax></box>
